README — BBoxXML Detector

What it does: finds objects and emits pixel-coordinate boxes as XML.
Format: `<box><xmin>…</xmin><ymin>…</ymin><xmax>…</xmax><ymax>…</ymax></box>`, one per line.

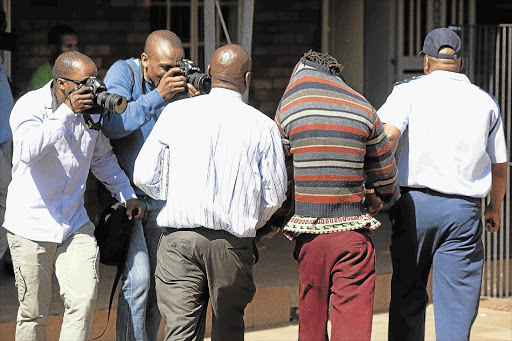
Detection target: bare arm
<box><xmin>383</xmin><ymin>123</ymin><xmax>401</xmax><ymax>154</ymax></box>
<box><xmin>484</xmin><ymin>162</ymin><xmax>508</xmax><ymax>232</ymax></box>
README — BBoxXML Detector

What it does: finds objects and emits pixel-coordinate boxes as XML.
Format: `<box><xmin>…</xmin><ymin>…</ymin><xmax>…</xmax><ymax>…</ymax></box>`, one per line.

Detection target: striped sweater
<box><xmin>275</xmin><ymin>57</ymin><xmax>397</xmax><ymax>218</ymax></box>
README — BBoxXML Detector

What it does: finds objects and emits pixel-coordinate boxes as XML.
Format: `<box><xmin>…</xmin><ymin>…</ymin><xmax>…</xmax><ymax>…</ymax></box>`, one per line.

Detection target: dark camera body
<box><xmin>72</xmin><ymin>77</ymin><xmax>127</xmax><ymax>115</ymax></box>
<box><xmin>179</xmin><ymin>59</ymin><xmax>211</xmax><ymax>94</ymax></box>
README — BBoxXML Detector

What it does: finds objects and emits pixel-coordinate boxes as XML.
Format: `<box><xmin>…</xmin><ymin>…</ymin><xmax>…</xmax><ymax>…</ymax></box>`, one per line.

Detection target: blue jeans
<box><xmin>388</xmin><ymin>189</ymin><xmax>483</xmax><ymax>341</ymax></box>
<box><xmin>116</xmin><ymin>198</ymin><xmax>165</xmax><ymax>341</ymax></box>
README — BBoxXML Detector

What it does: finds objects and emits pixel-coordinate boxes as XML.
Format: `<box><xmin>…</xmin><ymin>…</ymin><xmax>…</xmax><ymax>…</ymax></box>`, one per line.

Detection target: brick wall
<box><xmin>9</xmin><ymin>0</ymin><xmax>322</xmax><ymax>114</ymax></box>
<box><xmin>249</xmin><ymin>0</ymin><xmax>322</xmax><ymax>117</ymax></box>
<box><xmin>10</xmin><ymin>0</ymin><xmax>151</xmax><ymax>98</ymax></box>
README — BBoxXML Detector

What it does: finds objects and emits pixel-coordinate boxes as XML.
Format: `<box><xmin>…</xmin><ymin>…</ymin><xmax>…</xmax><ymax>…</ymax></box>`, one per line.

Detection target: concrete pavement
<box><xmin>208</xmin><ymin>299</ymin><xmax>512</xmax><ymax>341</ymax></box>
<box><xmin>1</xmin><ymin>210</ymin><xmax>511</xmax><ymax>340</ymax></box>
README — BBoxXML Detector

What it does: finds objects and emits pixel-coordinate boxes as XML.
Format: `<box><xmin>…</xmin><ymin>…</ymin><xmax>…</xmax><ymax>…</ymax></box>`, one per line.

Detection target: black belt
<box><xmin>400</xmin><ymin>186</ymin><xmax>437</xmax><ymax>195</ymax></box>
<box><xmin>400</xmin><ymin>186</ymin><xmax>480</xmax><ymax>203</ymax></box>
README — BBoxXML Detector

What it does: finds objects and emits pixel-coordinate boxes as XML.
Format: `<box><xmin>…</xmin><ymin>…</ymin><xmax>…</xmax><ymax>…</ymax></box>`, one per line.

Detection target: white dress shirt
<box><xmin>378</xmin><ymin>70</ymin><xmax>508</xmax><ymax>198</ymax></box>
<box><xmin>134</xmin><ymin>87</ymin><xmax>287</xmax><ymax>238</ymax></box>
<box><xmin>4</xmin><ymin>82</ymin><xmax>137</xmax><ymax>243</ymax></box>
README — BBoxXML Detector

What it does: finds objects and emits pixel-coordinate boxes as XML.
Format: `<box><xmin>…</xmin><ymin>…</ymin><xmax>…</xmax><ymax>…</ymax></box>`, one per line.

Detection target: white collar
<box><xmin>208</xmin><ymin>87</ymin><xmax>243</xmax><ymax>101</ymax></box>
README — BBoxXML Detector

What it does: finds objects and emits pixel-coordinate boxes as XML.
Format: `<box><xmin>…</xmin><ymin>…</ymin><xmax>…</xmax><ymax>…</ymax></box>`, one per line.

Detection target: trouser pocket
<box><xmin>14</xmin><ymin>265</ymin><xmax>27</xmax><ymax>302</ymax></box>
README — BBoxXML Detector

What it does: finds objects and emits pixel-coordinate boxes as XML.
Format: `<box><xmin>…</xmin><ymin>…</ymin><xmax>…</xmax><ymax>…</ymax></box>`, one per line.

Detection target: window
<box><xmin>151</xmin><ymin>0</ymin><xmax>242</xmax><ymax>70</ymax></box>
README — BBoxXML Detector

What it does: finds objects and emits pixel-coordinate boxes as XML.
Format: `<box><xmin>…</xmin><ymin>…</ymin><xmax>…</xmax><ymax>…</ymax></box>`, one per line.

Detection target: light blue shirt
<box><xmin>0</xmin><ymin>57</ymin><xmax>13</xmax><ymax>152</ymax></box>
<box><xmin>4</xmin><ymin>82</ymin><xmax>137</xmax><ymax>243</ymax></box>
<box><xmin>378</xmin><ymin>70</ymin><xmax>508</xmax><ymax>198</ymax></box>
<box><xmin>134</xmin><ymin>87</ymin><xmax>287</xmax><ymax>238</ymax></box>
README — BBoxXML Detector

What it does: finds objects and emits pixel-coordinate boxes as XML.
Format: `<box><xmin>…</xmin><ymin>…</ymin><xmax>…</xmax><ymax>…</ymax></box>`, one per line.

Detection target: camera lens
<box><xmin>187</xmin><ymin>73</ymin><xmax>211</xmax><ymax>94</ymax></box>
<box><xmin>96</xmin><ymin>91</ymin><xmax>127</xmax><ymax>114</ymax></box>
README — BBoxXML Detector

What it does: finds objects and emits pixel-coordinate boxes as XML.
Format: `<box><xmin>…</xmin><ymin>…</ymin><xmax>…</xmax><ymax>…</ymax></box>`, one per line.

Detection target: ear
<box><xmin>245</xmin><ymin>71</ymin><xmax>251</xmax><ymax>86</ymax></box>
<box><xmin>207</xmin><ymin>65</ymin><xmax>212</xmax><ymax>78</ymax></box>
<box><xmin>459</xmin><ymin>58</ymin><xmax>464</xmax><ymax>72</ymax></box>
<box><xmin>56</xmin><ymin>78</ymin><xmax>66</xmax><ymax>91</ymax></box>
<box><xmin>141</xmin><ymin>52</ymin><xmax>149</xmax><ymax>68</ymax></box>
<box><xmin>423</xmin><ymin>56</ymin><xmax>430</xmax><ymax>75</ymax></box>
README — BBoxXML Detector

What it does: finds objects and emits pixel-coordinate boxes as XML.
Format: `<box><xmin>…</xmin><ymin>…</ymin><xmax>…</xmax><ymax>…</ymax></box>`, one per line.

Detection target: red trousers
<box><xmin>295</xmin><ymin>229</ymin><xmax>376</xmax><ymax>341</ymax></box>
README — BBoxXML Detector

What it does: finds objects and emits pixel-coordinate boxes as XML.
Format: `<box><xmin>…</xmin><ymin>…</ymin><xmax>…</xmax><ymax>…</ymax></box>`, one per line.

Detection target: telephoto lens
<box><xmin>96</xmin><ymin>91</ymin><xmax>127</xmax><ymax>114</ymax></box>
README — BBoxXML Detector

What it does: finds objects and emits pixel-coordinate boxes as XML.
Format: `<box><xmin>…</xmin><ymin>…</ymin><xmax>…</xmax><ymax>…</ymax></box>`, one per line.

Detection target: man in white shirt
<box><xmin>5</xmin><ymin>51</ymin><xmax>145</xmax><ymax>341</ymax></box>
<box><xmin>133</xmin><ymin>44</ymin><xmax>287</xmax><ymax>341</ymax></box>
<box><xmin>378</xmin><ymin>28</ymin><xmax>508</xmax><ymax>341</ymax></box>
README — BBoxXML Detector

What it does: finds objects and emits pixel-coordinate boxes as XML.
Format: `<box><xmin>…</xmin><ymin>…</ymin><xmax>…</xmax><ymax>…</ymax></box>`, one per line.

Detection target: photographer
<box><xmin>101</xmin><ymin>29</ymin><xmax>202</xmax><ymax>341</ymax></box>
<box><xmin>4</xmin><ymin>51</ymin><xmax>145</xmax><ymax>341</ymax></box>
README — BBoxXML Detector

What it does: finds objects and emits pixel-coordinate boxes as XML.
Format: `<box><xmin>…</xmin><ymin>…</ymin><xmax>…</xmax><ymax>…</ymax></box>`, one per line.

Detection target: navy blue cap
<box><xmin>420</xmin><ymin>28</ymin><xmax>461</xmax><ymax>59</ymax></box>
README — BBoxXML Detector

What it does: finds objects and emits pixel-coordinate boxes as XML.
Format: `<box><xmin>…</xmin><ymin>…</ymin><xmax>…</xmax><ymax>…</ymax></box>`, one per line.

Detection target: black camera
<box><xmin>72</xmin><ymin>77</ymin><xmax>127</xmax><ymax>115</ymax></box>
<box><xmin>179</xmin><ymin>59</ymin><xmax>211</xmax><ymax>94</ymax></box>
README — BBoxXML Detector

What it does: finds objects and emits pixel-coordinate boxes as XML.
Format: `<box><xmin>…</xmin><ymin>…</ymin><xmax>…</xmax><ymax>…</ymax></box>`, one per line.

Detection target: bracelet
<box><xmin>364</xmin><ymin>188</ymin><xmax>375</xmax><ymax>194</ymax></box>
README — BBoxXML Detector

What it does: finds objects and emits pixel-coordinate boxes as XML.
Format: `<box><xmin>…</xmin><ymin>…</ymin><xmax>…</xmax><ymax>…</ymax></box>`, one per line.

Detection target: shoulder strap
<box><xmin>126</xmin><ymin>59</ymin><xmax>146</xmax><ymax>96</ymax></box>
<box><xmin>125</xmin><ymin>60</ymin><xmax>135</xmax><ymax>96</ymax></box>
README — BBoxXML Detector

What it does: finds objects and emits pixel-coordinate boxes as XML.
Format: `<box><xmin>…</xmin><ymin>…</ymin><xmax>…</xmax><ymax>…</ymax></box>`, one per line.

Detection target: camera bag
<box><xmin>93</xmin><ymin>184</ymin><xmax>135</xmax><ymax>339</ymax></box>
<box><xmin>95</xmin><ymin>199</ymin><xmax>134</xmax><ymax>266</ymax></box>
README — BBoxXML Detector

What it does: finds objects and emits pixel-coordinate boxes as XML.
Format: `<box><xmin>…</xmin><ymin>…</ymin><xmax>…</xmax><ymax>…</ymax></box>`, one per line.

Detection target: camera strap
<box><xmin>125</xmin><ymin>59</ymin><xmax>146</xmax><ymax>96</ymax></box>
<box><xmin>138</xmin><ymin>60</ymin><xmax>146</xmax><ymax>95</ymax></box>
<box><xmin>83</xmin><ymin>114</ymin><xmax>102</xmax><ymax>131</ymax></box>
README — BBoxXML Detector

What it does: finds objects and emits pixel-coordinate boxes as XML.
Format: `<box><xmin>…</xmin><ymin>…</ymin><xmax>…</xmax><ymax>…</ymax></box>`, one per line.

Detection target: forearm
<box><xmin>365</xmin><ymin>125</ymin><xmax>398</xmax><ymax>200</ymax></box>
<box><xmin>383</xmin><ymin>123</ymin><xmax>401</xmax><ymax>154</ymax></box>
<box><xmin>13</xmin><ymin>104</ymin><xmax>76</xmax><ymax>164</ymax></box>
<box><xmin>91</xmin><ymin>150</ymin><xmax>137</xmax><ymax>202</ymax></box>
<box><xmin>489</xmin><ymin>162</ymin><xmax>508</xmax><ymax>208</ymax></box>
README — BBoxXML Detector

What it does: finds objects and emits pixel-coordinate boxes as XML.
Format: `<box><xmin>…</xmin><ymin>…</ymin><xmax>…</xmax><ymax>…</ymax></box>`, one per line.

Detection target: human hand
<box><xmin>157</xmin><ymin>67</ymin><xmax>187</xmax><ymax>101</ymax></box>
<box><xmin>187</xmin><ymin>83</ymin><xmax>201</xmax><ymax>97</ymax></box>
<box><xmin>125</xmin><ymin>198</ymin><xmax>146</xmax><ymax>220</ymax></box>
<box><xmin>484</xmin><ymin>204</ymin><xmax>501</xmax><ymax>232</ymax></box>
<box><xmin>65</xmin><ymin>86</ymin><xmax>94</xmax><ymax>114</ymax></box>
<box><xmin>364</xmin><ymin>191</ymin><xmax>384</xmax><ymax>215</ymax></box>
<box><xmin>255</xmin><ymin>224</ymin><xmax>280</xmax><ymax>251</ymax></box>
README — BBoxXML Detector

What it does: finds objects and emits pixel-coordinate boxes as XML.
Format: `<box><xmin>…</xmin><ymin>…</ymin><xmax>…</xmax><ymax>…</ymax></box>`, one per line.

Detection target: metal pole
<box><xmin>240</xmin><ymin>0</ymin><xmax>254</xmax><ymax>57</ymax></box>
<box><xmin>215</xmin><ymin>0</ymin><xmax>231</xmax><ymax>44</ymax></box>
<box><xmin>204</xmin><ymin>0</ymin><xmax>216</xmax><ymax>71</ymax></box>
<box><xmin>322</xmin><ymin>0</ymin><xmax>329</xmax><ymax>53</ymax></box>
<box><xmin>240</xmin><ymin>0</ymin><xmax>254</xmax><ymax>103</ymax></box>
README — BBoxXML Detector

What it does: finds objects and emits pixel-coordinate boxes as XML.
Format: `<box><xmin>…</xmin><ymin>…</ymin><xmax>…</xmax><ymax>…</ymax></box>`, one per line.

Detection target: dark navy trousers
<box><xmin>388</xmin><ymin>189</ymin><xmax>484</xmax><ymax>341</ymax></box>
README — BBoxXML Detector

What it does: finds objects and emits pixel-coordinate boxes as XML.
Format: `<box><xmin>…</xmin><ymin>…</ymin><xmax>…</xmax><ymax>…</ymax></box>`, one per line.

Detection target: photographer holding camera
<box><xmin>4</xmin><ymin>51</ymin><xmax>145</xmax><ymax>341</ymax></box>
<box><xmin>101</xmin><ymin>29</ymin><xmax>204</xmax><ymax>341</ymax></box>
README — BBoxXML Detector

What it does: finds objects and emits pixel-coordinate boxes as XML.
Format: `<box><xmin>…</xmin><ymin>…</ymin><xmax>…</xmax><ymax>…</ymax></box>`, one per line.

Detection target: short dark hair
<box><xmin>48</xmin><ymin>24</ymin><xmax>75</xmax><ymax>45</ymax></box>
<box><xmin>303</xmin><ymin>50</ymin><xmax>344</xmax><ymax>78</ymax></box>
<box><xmin>53</xmin><ymin>51</ymin><xmax>94</xmax><ymax>79</ymax></box>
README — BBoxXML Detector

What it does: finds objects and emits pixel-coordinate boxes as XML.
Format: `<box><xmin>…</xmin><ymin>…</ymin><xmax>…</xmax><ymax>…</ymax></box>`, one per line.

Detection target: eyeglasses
<box><xmin>59</xmin><ymin>76</ymin><xmax>101</xmax><ymax>86</ymax></box>
<box><xmin>59</xmin><ymin>77</ymin><xmax>90</xmax><ymax>86</ymax></box>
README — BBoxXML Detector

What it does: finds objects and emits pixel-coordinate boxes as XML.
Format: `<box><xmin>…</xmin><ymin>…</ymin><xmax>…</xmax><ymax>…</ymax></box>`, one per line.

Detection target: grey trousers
<box><xmin>155</xmin><ymin>228</ymin><xmax>256</xmax><ymax>341</ymax></box>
